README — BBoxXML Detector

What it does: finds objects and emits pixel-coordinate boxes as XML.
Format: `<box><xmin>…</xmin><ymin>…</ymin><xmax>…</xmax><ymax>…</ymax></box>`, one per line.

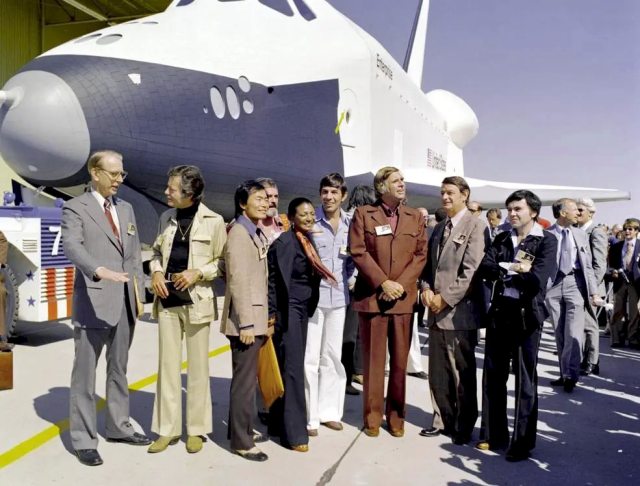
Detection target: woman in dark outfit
<box><xmin>267</xmin><ymin>197</ymin><xmax>337</xmax><ymax>451</ymax></box>
<box><xmin>476</xmin><ymin>190</ymin><xmax>558</xmax><ymax>462</ymax></box>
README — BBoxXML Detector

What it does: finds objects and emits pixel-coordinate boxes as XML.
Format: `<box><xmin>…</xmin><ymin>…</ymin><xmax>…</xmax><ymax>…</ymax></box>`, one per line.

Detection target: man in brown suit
<box><xmin>0</xmin><ymin>230</ymin><xmax>11</xmax><ymax>350</ymax></box>
<box><xmin>349</xmin><ymin>167</ymin><xmax>427</xmax><ymax>437</ymax></box>
<box><xmin>420</xmin><ymin>176</ymin><xmax>486</xmax><ymax>445</ymax></box>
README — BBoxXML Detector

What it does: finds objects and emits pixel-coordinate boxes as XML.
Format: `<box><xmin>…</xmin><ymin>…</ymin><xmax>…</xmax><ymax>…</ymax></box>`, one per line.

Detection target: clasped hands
<box><xmin>420</xmin><ymin>289</ymin><xmax>449</xmax><ymax>314</ymax></box>
<box><xmin>240</xmin><ymin>325</ymin><xmax>274</xmax><ymax>346</ymax></box>
<box><xmin>380</xmin><ymin>280</ymin><xmax>404</xmax><ymax>302</ymax></box>
<box><xmin>152</xmin><ymin>269</ymin><xmax>201</xmax><ymax>298</ymax></box>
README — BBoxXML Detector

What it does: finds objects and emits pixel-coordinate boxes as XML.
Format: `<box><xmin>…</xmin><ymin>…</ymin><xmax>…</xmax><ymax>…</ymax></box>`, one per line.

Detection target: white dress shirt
<box><xmin>448</xmin><ymin>207</ymin><xmax>468</xmax><ymax>228</ymax></box>
<box><xmin>552</xmin><ymin>224</ymin><xmax>580</xmax><ymax>270</ymax></box>
<box><xmin>91</xmin><ymin>189</ymin><xmax>120</xmax><ymax>233</ymax></box>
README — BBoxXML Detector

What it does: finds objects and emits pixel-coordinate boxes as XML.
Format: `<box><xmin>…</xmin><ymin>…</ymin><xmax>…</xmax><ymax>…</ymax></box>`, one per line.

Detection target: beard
<box><xmin>266</xmin><ymin>207</ymin><xmax>278</xmax><ymax>218</ymax></box>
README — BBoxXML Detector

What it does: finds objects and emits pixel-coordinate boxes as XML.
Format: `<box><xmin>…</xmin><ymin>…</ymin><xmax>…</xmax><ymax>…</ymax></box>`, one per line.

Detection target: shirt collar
<box><xmin>380</xmin><ymin>201</ymin><xmax>400</xmax><ymax>218</ymax></box>
<box><xmin>510</xmin><ymin>222</ymin><xmax>544</xmax><ymax>240</ymax></box>
<box><xmin>580</xmin><ymin>220</ymin><xmax>594</xmax><ymax>231</ymax></box>
<box><xmin>91</xmin><ymin>189</ymin><xmax>113</xmax><ymax>208</ymax></box>
<box><xmin>448</xmin><ymin>207</ymin><xmax>468</xmax><ymax>228</ymax></box>
<box><xmin>315</xmin><ymin>206</ymin><xmax>349</xmax><ymax>225</ymax></box>
<box><xmin>236</xmin><ymin>215</ymin><xmax>259</xmax><ymax>238</ymax></box>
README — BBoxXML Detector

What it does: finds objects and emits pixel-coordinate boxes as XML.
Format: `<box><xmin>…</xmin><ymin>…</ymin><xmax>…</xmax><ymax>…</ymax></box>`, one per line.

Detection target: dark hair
<box><xmin>441</xmin><ymin>176</ymin><xmax>471</xmax><ymax>203</ymax></box>
<box><xmin>288</xmin><ymin>197</ymin><xmax>314</xmax><ymax>219</ymax></box>
<box><xmin>486</xmin><ymin>208</ymin><xmax>502</xmax><ymax>219</ymax></box>
<box><xmin>551</xmin><ymin>198</ymin><xmax>575</xmax><ymax>219</ymax></box>
<box><xmin>255</xmin><ymin>177</ymin><xmax>277</xmax><ymax>190</ymax></box>
<box><xmin>434</xmin><ymin>208</ymin><xmax>447</xmax><ymax>223</ymax></box>
<box><xmin>506</xmin><ymin>190</ymin><xmax>542</xmax><ymax>220</ymax></box>
<box><xmin>319</xmin><ymin>172</ymin><xmax>347</xmax><ymax>195</ymax></box>
<box><xmin>234</xmin><ymin>180</ymin><xmax>266</xmax><ymax>218</ymax></box>
<box><xmin>167</xmin><ymin>165</ymin><xmax>205</xmax><ymax>204</ymax></box>
<box><xmin>347</xmin><ymin>184</ymin><xmax>376</xmax><ymax>210</ymax></box>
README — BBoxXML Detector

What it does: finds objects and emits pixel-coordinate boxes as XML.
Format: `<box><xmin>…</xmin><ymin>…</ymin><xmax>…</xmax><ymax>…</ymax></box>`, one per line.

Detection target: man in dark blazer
<box><xmin>477</xmin><ymin>190</ymin><xmax>558</xmax><ymax>462</ymax></box>
<box><xmin>607</xmin><ymin>218</ymin><xmax>640</xmax><ymax>349</ymax></box>
<box><xmin>420</xmin><ymin>176</ymin><xmax>486</xmax><ymax>445</ymax></box>
<box><xmin>62</xmin><ymin>151</ymin><xmax>150</xmax><ymax>467</ymax></box>
<box><xmin>349</xmin><ymin>167</ymin><xmax>426</xmax><ymax>437</ymax></box>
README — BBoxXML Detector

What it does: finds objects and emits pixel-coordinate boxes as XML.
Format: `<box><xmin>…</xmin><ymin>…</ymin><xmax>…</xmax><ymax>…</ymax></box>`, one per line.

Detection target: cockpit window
<box><xmin>258</xmin><ymin>0</ymin><xmax>294</xmax><ymax>17</ymax></box>
<box><xmin>292</xmin><ymin>0</ymin><xmax>316</xmax><ymax>21</ymax></box>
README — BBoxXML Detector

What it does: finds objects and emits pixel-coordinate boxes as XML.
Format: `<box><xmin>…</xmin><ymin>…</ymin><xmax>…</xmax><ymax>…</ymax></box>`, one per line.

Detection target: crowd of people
<box><xmin>52</xmin><ymin>149</ymin><xmax>639</xmax><ymax>467</ymax></box>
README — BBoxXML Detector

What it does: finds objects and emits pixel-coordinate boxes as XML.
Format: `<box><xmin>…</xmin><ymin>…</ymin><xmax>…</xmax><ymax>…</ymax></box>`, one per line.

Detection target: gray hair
<box><xmin>255</xmin><ymin>177</ymin><xmax>277</xmax><ymax>190</ymax></box>
<box><xmin>576</xmin><ymin>197</ymin><xmax>596</xmax><ymax>213</ymax></box>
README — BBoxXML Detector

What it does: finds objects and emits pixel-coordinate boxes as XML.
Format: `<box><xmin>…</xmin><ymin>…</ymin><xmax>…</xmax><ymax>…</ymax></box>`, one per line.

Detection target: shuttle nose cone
<box><xmin>0</xmin><ymin>70</ymin><xmax>90</xmax><ymax>185</ymax></box>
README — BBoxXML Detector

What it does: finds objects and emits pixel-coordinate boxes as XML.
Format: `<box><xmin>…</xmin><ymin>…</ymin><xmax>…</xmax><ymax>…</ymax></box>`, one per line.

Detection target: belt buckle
<box><xmin>166</xmin><ymin>273</ymin><xmax>179</xmax><ymax>282</ymax></box>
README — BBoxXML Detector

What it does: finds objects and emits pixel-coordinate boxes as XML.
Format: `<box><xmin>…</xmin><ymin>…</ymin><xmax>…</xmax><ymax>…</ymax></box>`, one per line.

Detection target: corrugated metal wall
<box><xmin>0</xmin><ymin>0</ymin><xmax>42</xmax><ymax>86</ymax></box>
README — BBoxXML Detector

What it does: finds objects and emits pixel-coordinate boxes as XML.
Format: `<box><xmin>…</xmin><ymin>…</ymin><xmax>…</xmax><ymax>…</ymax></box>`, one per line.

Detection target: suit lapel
<box><xmin>393</xmin><ymin>208</ymin><xmax>414</xmax><ymax>238</ymax></box>
<box><xmin>82</xmin><ymin>192</ymin><xmax>122</xmax><ymax>253</ymax></box>
<box><xmin>114</xmin><ymin>198</ymin><xmax>128</xmax><ymax>254</ymax></box>
<box><xmin>432</xmin><ymin>221</ymin><xmax>445</xmax><ymax>263</ymax></box>
<box><xmin>369</xmin><ymin>206</ymin><xmax>388</xmax><ymax>228</ymax></box>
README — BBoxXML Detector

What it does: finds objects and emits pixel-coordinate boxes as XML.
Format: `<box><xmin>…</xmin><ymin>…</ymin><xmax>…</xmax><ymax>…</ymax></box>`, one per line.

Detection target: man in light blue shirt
<box><xmin>305</xmin><ymin>173</ymin><xmax>355</xmax><ymax>435</ymax></box>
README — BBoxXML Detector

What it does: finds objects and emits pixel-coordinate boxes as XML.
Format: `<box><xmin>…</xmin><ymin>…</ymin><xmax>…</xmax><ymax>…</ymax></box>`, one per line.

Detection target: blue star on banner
<box><xmin>26</xmin><ymin>271</ymin><xmax>34</xmax><ymax>281</ymax></box>
<box><xmin>27</xmin><ymin>297</ymin><xmax>35</xmax><ymax>307</ymax></box>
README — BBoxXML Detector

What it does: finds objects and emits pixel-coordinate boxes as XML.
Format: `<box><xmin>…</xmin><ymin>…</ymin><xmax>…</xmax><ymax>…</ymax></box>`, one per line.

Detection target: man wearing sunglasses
<box><xmin>62</xmin><ymin>150</ymin><xmax>150</xmax><ymax>466</ymax></box>
<box><xmin>607</xmin><ymin>218</ymin><xmax>640</xmax><ymax>349</ymax></box>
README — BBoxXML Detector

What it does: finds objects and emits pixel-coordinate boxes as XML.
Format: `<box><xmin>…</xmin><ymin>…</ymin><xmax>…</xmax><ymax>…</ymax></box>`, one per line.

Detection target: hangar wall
<box><xmin>0</xmin><ymin>0</ymin><xmax>42</xmax><ymax>86</ymax></box>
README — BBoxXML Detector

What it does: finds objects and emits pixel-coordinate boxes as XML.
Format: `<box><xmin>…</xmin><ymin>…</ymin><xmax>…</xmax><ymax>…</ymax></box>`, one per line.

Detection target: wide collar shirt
<box><xmin>380</xmin><ymin>200</ymin><xmax>400</xmax><ymax>234</ymax></box>
<box><xmin>447</xmin><ymin>207</ymin><xmax>468</xmax><ymax>229</ymax></box>
<box><xmin>308</xmin><ymin>206</ymin><xmax>354</xmax><ymax>308</ymax></box>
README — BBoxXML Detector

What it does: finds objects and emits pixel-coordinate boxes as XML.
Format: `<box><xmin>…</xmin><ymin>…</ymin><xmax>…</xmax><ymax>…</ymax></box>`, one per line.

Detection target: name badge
<box><xmin>453</xmin><ymin>234</ymin><xmax>467</xmax><ymax>244</ymax></box>
<box><xmin>127</xmin><ymin>223</ymin><xmax>136</xmax><ymax>236</ymax></box>
<box><xmin>515</xmin><ymin>250</ymin><xmax>535</xmax><ymax>264</ymax></box>
<box><xmin>375</xmin><ymin>225</ymin><xmax>392</xmax><ymax>236</ymax></box>
<box><xmin>340</xmin><ymin>245</ymin><xmax>350</xmax><ymax>256</ymax></box>
<box><xmin>259</xmin><ymin>245</ymin><xmax>268</xmax><ymax>260</ymax></box>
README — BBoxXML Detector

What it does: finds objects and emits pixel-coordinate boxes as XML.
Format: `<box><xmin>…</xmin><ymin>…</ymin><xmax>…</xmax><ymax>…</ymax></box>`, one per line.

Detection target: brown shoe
<box><xmin>389</xmin><ymin>428</ymin><xmax>404</xmax><ymax>438</ymax></box>
<box><xmin>363</xmin><ymin>428</ymin><xmax>379</xmax><ymax>437</ymax></box>
<box><xmin>321</xmin><ymin>421</ymin><xmax>343</xmax><ymax>431</ymax></box>
<box><xmin>307</xmin><ymin>429</ymin><xmax>318</xmax><ymax>437</ymax></box>
<box><xmin>291</xmin><ymin>444</ymin><xmax>309</xmax><ymax>452</ymax></box>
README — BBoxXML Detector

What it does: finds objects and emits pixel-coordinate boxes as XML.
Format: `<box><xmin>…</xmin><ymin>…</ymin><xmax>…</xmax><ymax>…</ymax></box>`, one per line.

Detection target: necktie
<box><xmin>625</xmin><ymin>242</ymin><xmax>634</xmax><ymax>270</ymax></box>
<box><xmin>559</xmin><ymin>228</ymin><xmax>572</xmax><ymax>275</ymax></box>
<box><xmin>439</xmin><ymin>220</ymin><xmax>453</xmax><ymax>255</ymax></box>
<box><xmin>104</xmin><ymin>199</ymin><xmax>122</xmax><ymax>248</ymax></box>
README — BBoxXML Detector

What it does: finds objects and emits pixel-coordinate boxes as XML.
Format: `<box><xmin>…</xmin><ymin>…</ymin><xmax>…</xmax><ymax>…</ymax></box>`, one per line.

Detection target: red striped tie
<box><xmin>104</xmin><ymin>199</ymin><xmax>122</xmax><ymax>249</ymax></box>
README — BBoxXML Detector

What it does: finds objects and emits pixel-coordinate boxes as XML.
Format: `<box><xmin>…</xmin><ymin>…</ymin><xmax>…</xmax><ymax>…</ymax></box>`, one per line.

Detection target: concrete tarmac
<box><xmin>1</xmin><ymin>305</ymin><xmax>639</xmax><ymax>486</ymax></box>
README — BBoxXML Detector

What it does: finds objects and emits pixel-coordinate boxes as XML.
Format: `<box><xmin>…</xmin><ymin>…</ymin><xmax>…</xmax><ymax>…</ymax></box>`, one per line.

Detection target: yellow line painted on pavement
<box><xmin>0</xmin><ymin>344</ymin><xmax>231</xmax><ymax>470</ymax></box>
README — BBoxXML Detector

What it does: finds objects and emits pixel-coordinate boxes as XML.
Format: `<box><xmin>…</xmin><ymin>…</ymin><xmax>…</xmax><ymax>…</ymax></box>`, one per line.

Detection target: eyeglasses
<box><xmin>623</xmin><ymin>227</ymin><xmax>637</xmax><ymax>231</ymax></box>
<box><xmin>98</xmin><ymin>169</ymin><xmax>128</xmax><ymax>181</ymax></box>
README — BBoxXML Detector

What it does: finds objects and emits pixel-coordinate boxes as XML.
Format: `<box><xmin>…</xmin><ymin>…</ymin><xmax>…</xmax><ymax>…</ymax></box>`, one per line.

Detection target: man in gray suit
<box><xmin>545</xmin><ymin>198</ymin><xmax>601</xmax><ymax>392</ymax></box>
<box><xmin>576</xmin><ymin>198</ymin><xmax>607</xmax><ymax>376</ymax></box>
<box><xmin>62</xmin><ymin>150</ymin><xmax>150</xmax><ymax>467</ymax></box>
<box><xmin>419</xmin><ymin>177</ymin><xmax>486</xmax><ymax>445</ymax></box>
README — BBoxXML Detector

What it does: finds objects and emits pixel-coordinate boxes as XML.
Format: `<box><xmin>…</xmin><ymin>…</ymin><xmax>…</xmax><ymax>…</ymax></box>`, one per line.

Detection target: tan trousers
<box><xmin>152</xmin><ymin>304</ymin><xmax>212</xmax><ymax>436</ymax></box>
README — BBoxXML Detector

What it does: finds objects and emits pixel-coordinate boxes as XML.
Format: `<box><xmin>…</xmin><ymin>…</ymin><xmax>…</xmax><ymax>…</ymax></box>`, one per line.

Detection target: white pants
<box><xmin>387</xmin><ymin>313</ymin><xmax>425</xmax><ymax>373</ymax></box>
<box><xmin>305</xmin><ymin>306</ymin><xmax>347</xmax><ymax>429</ymax></box>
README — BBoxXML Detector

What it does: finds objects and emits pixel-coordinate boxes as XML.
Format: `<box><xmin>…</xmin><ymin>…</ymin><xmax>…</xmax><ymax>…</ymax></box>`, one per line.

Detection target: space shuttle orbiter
<box><xmin>0</xmin><ymin>0</ymin><xmax>628</xmax><ymax>242</ymax></box>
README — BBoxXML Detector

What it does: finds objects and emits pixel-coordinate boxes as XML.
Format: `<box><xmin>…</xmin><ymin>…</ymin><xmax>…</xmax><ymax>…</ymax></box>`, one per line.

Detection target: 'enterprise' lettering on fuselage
<box><xmin>376</xmin><ymin>54</ymin><xmax>393</xmax><ymax>80</ymax></box>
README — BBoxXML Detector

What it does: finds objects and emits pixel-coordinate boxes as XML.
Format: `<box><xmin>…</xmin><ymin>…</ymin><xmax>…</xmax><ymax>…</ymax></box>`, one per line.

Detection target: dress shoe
<box><xmin>147</xmin><ymin>436</ymin><xmax>180</xmax><ymax>453</ymax></box>
<box><xmin>253</xmin><ymin>433</ymin><xmax>269</xmax><ymax>444</ymax></box>
<box><xmin>233</xmin><ymin>448</ymin><xmax>268</xmax><ymax>462</ymax></box>
<box><xmin>476</xmin><ymin>441</ymin><xmax>490</xmax><ymax>451</ymax></box>
<box><xmin>0</xmin><ymin>341</ymin><xmax>14</xmax><ymax>351</ymax></box>
<box><xmin>322</xmin><ymin>421</ymin><xmax>343</xmax><ymax>431</ymax></box>
<box><xmin>563</xmin><ymin>379</ymin><xmax>577</xmax><ymax>393</ymax></box>
<box><xmin>186</xmin><ymin>435</ymin><xmax>203</xmax><ymax>453</ymax></box>
<box><xmin>506</xmin><ymin>448</ymin><xmax>530</xmax><ymax>462</ymax></box>
<box><xmin>408</xmin><ymin>371</ymin><xmax>429</xmax><ymax>380</ymax></box>
<box><xmin>419</xmin><ymin>427</ymin><xmax>441</xmax><ymax>438</ymax></box>
<box><xmin>388</xmin><ymin>428</ymin><xmax>404</xmax><ymax>438</ymax></box>
<box><xmin>74</xmin><ymin>449</ymin><xmax>103</xmax><ymax>466</ymax></box>
<box><xmin>363</xmin><ymin>428</ymin><xmax>379</xmax><ymax>437</ymax></box>
<box><xmin>580</xmin><ymin>364</ymin><xmax>596</xmax><ymax>376</ymax></box>
<box><xmin>307</xmin><ymin>429</ymin><xmax>318</xmax><ymax>437</ymax></box>
<box><xmin>452</xmin><ymin>435</ymin><xmax>471</xmax><ymax>446</ymax></box>
<box><xmin>549</xmin><ymin>378</ymin><xmax>565</xmax><ymax>387</ymax></box>
<box><xmin>345</xmin><ymin>384</ymin><xmax>360</xmax><ymax>395</ymax></box>
<box><xmin>592</xmin><ymin>363</ymin><xmax>600</xmax><ymax>375</ymax></box>
<box><xmin>291</xmin><ymin>444</ymin><xmax>309</xmax><ymax>452</ymax></box>
<box><xmin>352</xmin><ymin>374</ymin><xmax>364</xmax><ymax>385</ymax></box>
<box><xmin>107</xmin><ymin>432</ymin><xmax>152</xmax><ymax>446</ymax></box>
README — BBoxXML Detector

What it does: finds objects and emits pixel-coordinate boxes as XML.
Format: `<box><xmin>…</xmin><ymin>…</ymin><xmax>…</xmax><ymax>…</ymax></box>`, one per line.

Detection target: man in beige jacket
<box><xmin>149</xmin><ymin>166</ymin><xmax>226</xmax><ymax>454</ymax></box>
<box><xmin>221</xmin><ymin>180</ymin><xmax>274</xmax><ymax>462</ymax></box>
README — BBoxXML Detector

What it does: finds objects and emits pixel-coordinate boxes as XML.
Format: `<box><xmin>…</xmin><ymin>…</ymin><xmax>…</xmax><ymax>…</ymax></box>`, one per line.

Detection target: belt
<box><xmin>165</xmin><ymin>272</ymin><xmax>180</xmax><ymax>282</ymax></box>
<box><xmin>566</xmin><ymin>268</ymin><xmax>582</xmax><ymax>276</ymax></box>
